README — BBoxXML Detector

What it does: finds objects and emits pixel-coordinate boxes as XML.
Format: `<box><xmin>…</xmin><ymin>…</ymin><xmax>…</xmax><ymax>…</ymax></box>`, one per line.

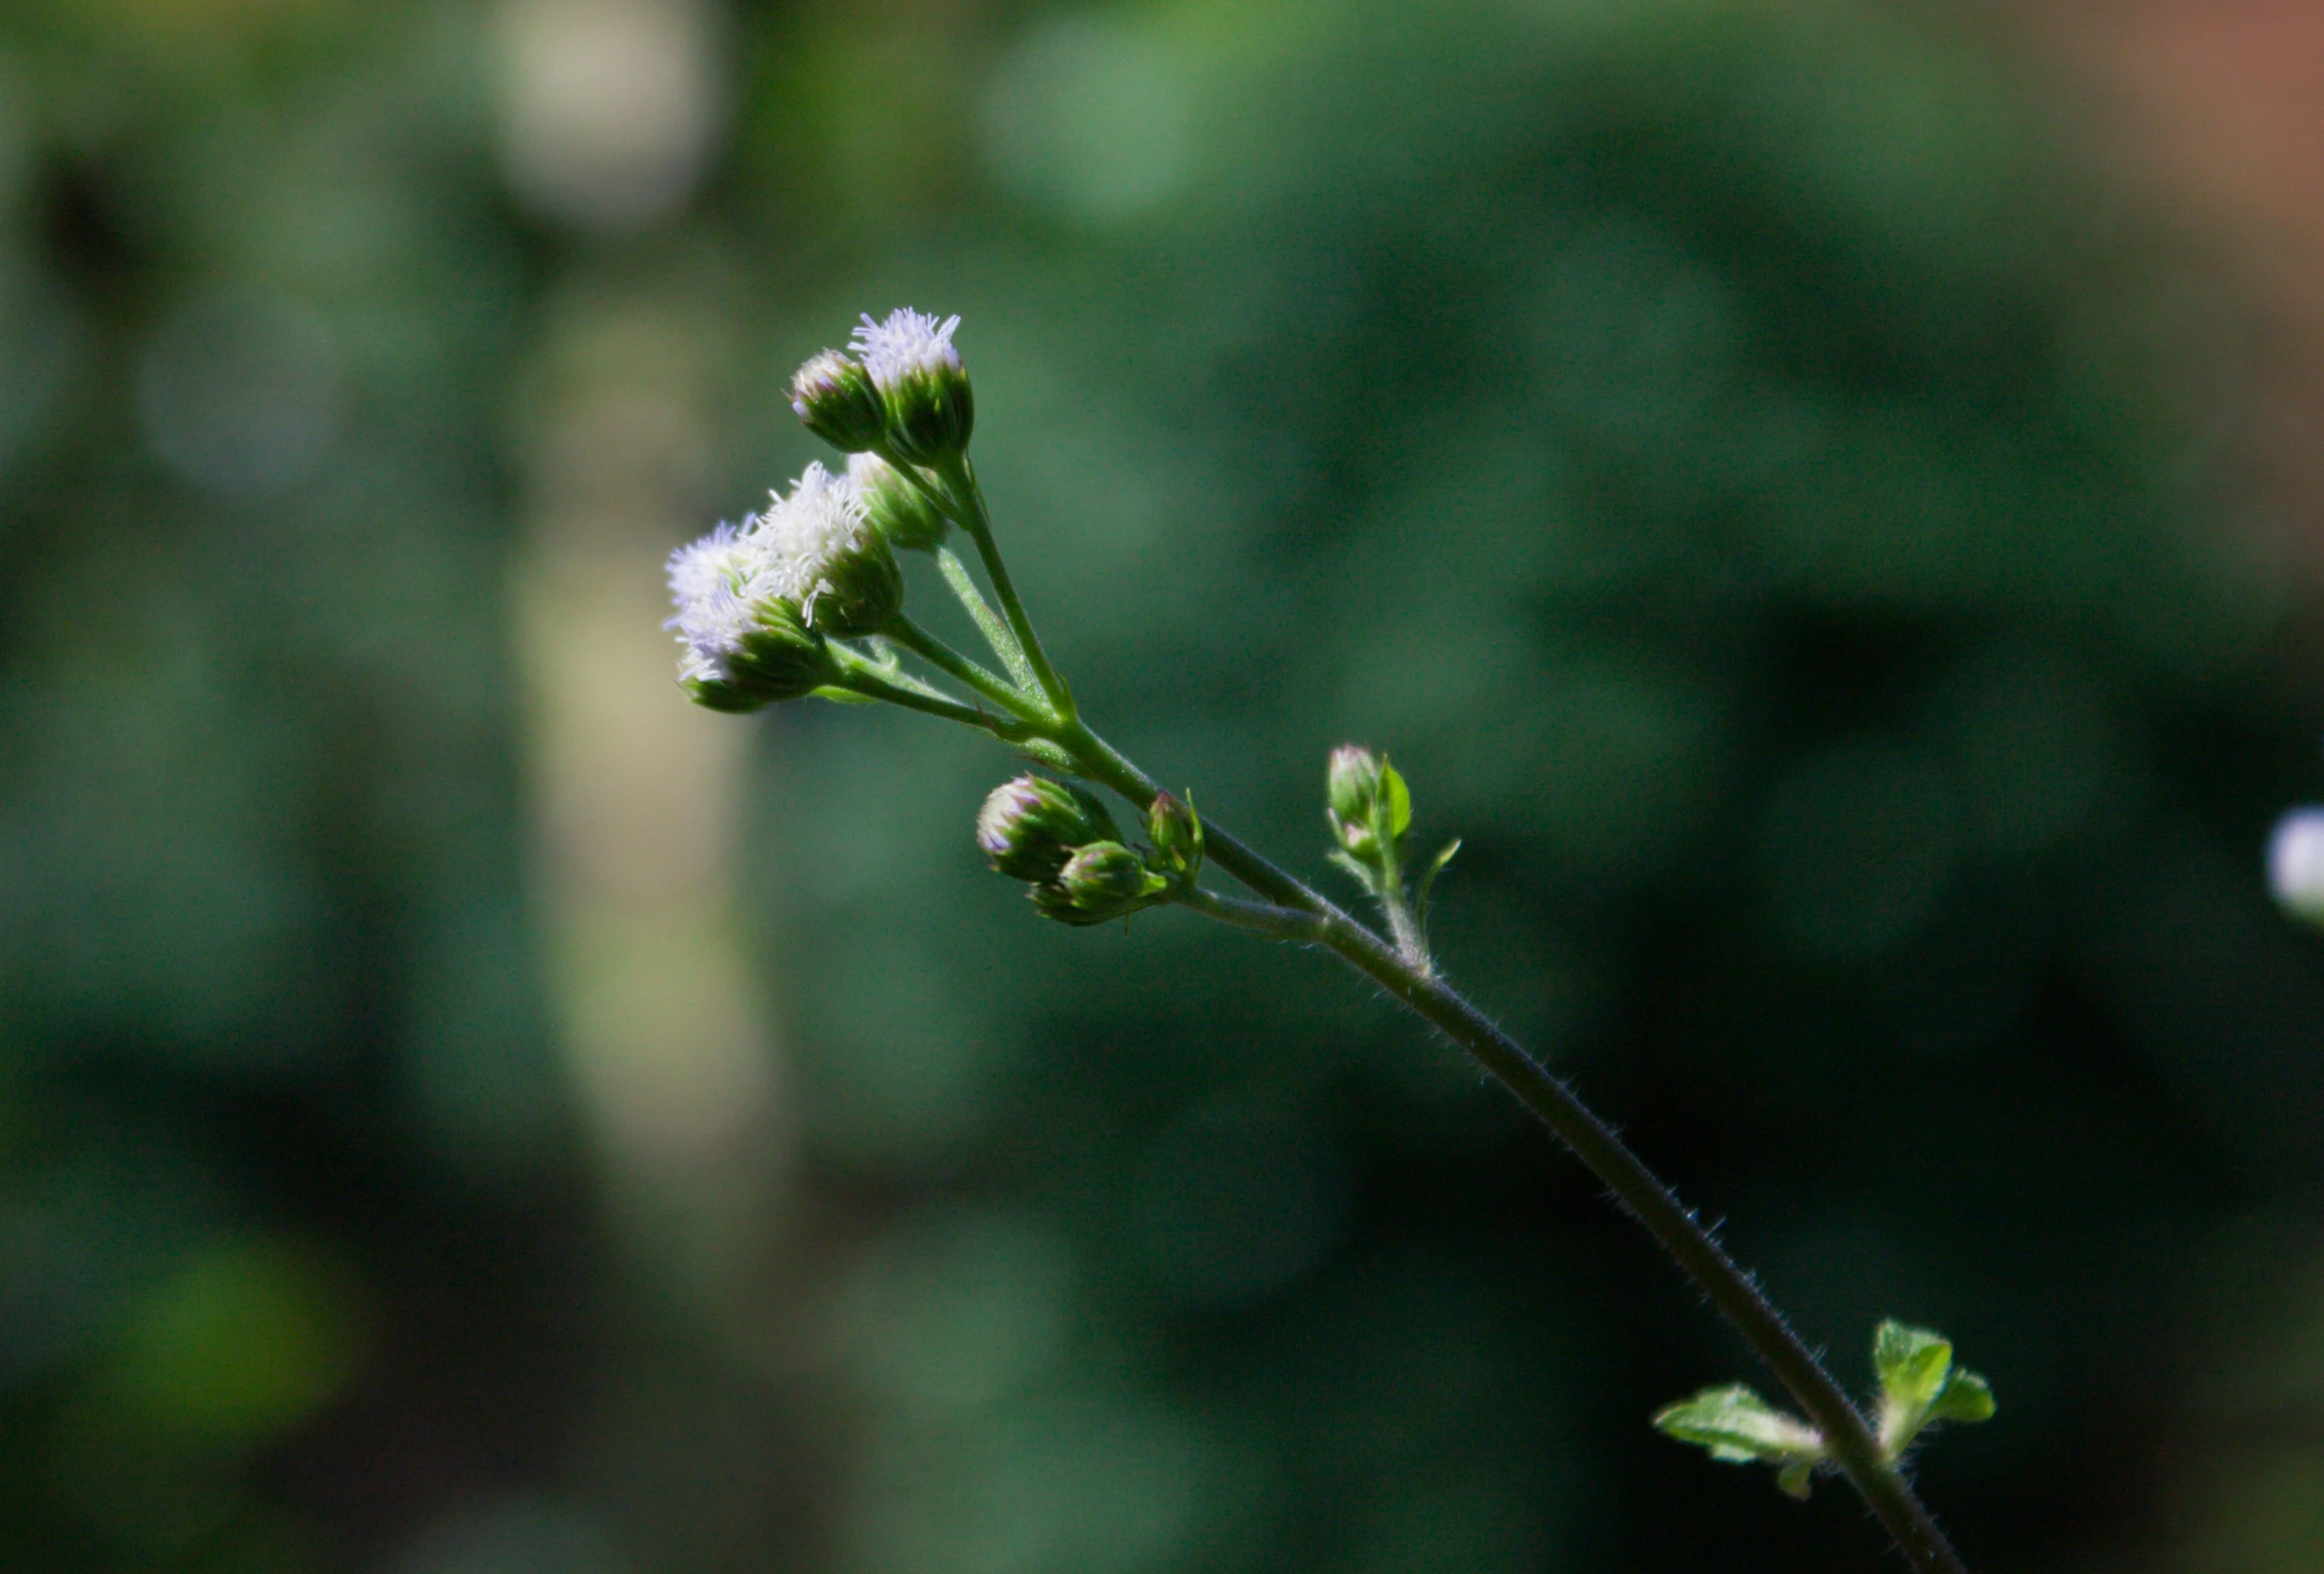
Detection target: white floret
<box><xmin>849</xmin><ymin>308</ymin><xmax>962</xmax><ymax>394</ymax></box>
<box><xmin>665</xmin><ymin>462</ymin><xmax>878</xmax><ymax>676</ymax></box>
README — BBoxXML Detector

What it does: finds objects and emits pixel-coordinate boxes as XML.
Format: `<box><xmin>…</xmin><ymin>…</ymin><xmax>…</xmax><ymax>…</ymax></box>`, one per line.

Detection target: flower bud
<box><xmin>1032</xmin><ymin>841</ymin><xmax>1162</xmax><ymax>925</ymax></box>
<box><xmin>2271</xmin><ymin>808</ymin><xmax>2324</xmax><ymax>926</ymax></box>
<box><xmin>1327</xmin><ymin>745</ymin><xmax>1385</xmax><ymax>826</ymax></box>
<box><xmin>724</xmin><ymin>595</ymin><xmax>834</xmax><ymax>700</ymax></box>
<box><xmin>790</xmin><ymin>349</ymin><xmax>888</xmax><ymax>452</ymax></box>
<box><xmin>1147</xmin><ymin>791</ymin><xmax>1203</xmax><ymax>883</ymax></box>
<box><xmin>848</xmin><ymin>451</ymin><xmax>948</xmax><ymax>553</ymax></box>
<box><xmin>1327</xmin><ymin>744</ymin><xmax>1386</xmax><ymax>858</ymax></box>
<box><xmin>977</xmin><ymin>775</ymin><xmax>1120</xmax><ymax>883</ymax></box>
<box><xmin>851</xmin><ymin>309</ymin><xmax>974</xmax><ymax>466</ymax></box>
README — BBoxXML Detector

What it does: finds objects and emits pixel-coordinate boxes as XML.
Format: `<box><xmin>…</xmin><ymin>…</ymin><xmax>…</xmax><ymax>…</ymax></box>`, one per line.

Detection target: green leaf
<box><xmin>811</xmin><ymin>684</ymin><xmax>880</xmax><ymax>704</ymax></box>
<box><xmin>1415</xmin><ymin>838</ymin><xmax>1461</xmax><ymax>920</ymax></box>
<box><xmin>1653</xmin><ymin>1384</ymin><xmax>1823</xmax><ymax>1466</ymax></box>
<box><xmin>1380</xmin><ymin>761</ymin><xmax>1413</xmax><ymax>840</ymax></box>
<box><xmin>1874</xmin><ymin>1322</ymin><xmax>1996</xmax><ymax>1455</ymax></box>
<box><xmin>1775</xmin><ymin>1459</ymin><xmax>1815</xmax><ymax>1501</ymax></box>
<box><xmin>1928</xmin><ymin>1369</ymin><xmax>1995</xmax><ymax>1426</ymax></box>
<box><xmin>1874</xmin><ymin>1322</ymin><xmax>1954</xmax><ymax>1418</ymax></box>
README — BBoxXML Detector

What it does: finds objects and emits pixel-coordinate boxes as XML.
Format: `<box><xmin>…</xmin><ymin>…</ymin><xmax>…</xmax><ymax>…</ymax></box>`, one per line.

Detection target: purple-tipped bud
<box><xmin>977</xmin><ymin>775</ymin><xmax>1120</xmax><ymax>884</ymax></box>
<box><xmin>791</xmin><ymin>349</ymin><xmax>889</xmax><ymax>452</ymax></box>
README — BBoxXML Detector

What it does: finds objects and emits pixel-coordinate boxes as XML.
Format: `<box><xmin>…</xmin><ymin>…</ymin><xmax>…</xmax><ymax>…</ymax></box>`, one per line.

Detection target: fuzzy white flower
<box><xmin>761</xmin><ymin>461</ymin><xmax>878</xmax><ymax>628</ymax></box>
<box><xmin>849</xmin><ymin>308</ymin><xmax>963</xmax><ymax>394</ymax></box>
<box><xmin>666</xmin><ymin>520</ymin><xmax>775</xmax><ymax>683</ymax></box>
<box><xmin>2270</xmin><ymin>807</ymin><xmax>2324</xmax><ymax>925</ymax></box>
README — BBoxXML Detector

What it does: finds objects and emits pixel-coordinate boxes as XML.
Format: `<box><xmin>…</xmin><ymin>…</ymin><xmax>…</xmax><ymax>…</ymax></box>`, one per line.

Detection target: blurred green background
<box><xmin>5</xmin><ymin>0</ymin><xmax>2324</xmax><ymax>1569</ymax></box>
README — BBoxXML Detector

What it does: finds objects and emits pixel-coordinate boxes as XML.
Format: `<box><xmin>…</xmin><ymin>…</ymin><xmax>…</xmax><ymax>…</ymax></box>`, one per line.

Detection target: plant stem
<box><xmin>887</xmin><ymin>615</ymin><xmax>1044</xmax><ymax>721</ymax></box>
<box><xmin>937</xmin><ymin>457</ymin><xmax>1075</xmax><ymax>720</ymax></box>
<box><xmin>934</xmin><ymin>545</ymin><xmax>1039</xmax><ymax>692</ymax></box>
<box><xmin>1052</xmin><ymin>717</ymin><xmax>1965</xmax><ymax>1574</ymax></box>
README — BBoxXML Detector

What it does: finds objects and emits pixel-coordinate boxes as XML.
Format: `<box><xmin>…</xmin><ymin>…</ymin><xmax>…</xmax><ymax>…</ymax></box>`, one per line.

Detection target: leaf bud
<box><xmin>1147</xmin><ymin>791</ymin><xmax>1203</xmax><ymax>884</ymax></box>
<box><xmin>790</xmin><ymin>349</ymin><xmax>888</xmax><ymax>452</ymax></box>
<box><xmin>1032</xmin><ymin>841</ymin><xmax>1163</xmax><ymax>925</ymax></box>
<box><xmin>851</xmin><ymin>309</ymin><xmax>974</xmax><ymax>466</ymax></box>
<box><xmin>848</xmin><ymin>451</ymin><xmax>949</xmax><ymax>553</ymax></box>
<box><xmin>977</xmin><ymin>775</ymin><xmax>1120</xmax><ymax>884</ymax></box>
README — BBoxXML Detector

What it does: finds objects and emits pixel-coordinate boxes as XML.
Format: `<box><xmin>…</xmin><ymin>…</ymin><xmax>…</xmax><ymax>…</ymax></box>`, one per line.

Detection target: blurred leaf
<box><xmin>1380</xmin><ymin>762</ymin><xmax>1413</xmax><ymax>841</ymax></box>
<box><xmin>1653</xmin><ymin>1383</ymin><xmax>1823</xmax><ymax>1467</ymax></box>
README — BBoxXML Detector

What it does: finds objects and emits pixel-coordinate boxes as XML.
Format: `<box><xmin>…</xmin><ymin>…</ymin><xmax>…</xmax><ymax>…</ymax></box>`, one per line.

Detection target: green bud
<box><xmin>790</xmin><ymin>349</ymin><xmax>888</xmax><ymax>452</ymax></box>
<box><xmin>1147</xmin><ymin>791</ymin><xmax>1203</xmax><ymax>884</ymax></box>
<box><xmin>1326</xmin><ymin>744</ymin><xmax>1410</xmax><ymax>861</ymax></box>
<box><xmin>848</xmin><ymin>451</ymin><xmax>948</xmax><ymax>553</ymax></box>
<box><xmin>977</xmin><ymin>775</ymin><xmax>1120</xmax><ymax>884</ymax></box>
<box><xmin>1327</xmin><ymin>744</ymin><xmax>1385</xmax><ymax>825</ymax></box>
<box><xmin>1032</xmin><ymin>841</ymin><xmax>1162</xmax><ymax>925</ymax></box>
<box><xmin>724</xmin><ymin>596</ymin><xmax>834</xmax><ymax>702</ymax></box>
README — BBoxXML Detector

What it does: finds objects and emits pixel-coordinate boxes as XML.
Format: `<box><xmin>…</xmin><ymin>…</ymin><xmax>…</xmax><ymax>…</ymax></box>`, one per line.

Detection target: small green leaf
<box><xmin>1775</xmin><ymin>1459</ymin><xmax>1815</xmax><ymax>1500</ymax></box>
<box><xmin>1654</xmin><ymin>1384</ymin><xmax>1823</xmax><ymax>1466</ymax></box>
<box><xmin>1875</xmin><ymin>1322</ymin><xmax>1954</xmax><ymax>1417</ymax></box>
<box><xmin>1928</xmin><ymin>1369</ymin><xmax>1995</xmax><ymax>1425</ymax></box>
<box><xmin>1380</xmin><ymin>762</ymin><xmax>1413</xmax><ymax>840</ymax></box>
<box><xmin>1416</xmin><ymin>838</ymin><xmax>1461</xmax><ymax>920</ymax></box>
<box><xmin>811</xmin><ymin>684</ymin><xmax>880</xmax><ymax>704</ymax></box>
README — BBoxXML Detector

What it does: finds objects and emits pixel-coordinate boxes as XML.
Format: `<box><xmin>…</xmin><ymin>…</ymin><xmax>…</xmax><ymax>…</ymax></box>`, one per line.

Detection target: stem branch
<box><xmin>887</xmin><ymin>615</ymin><xmax>1044</xmax><ymax>722</ymax></box>
<box><xmin>1064</xmin><ymin>719</ymin><xmax>1966</xmax><ymax>1574</ymax></box>
<box><xmin>938</xmin><ymin>457</ymin><xmax>1075</xmax><ymax>720</ymax></box>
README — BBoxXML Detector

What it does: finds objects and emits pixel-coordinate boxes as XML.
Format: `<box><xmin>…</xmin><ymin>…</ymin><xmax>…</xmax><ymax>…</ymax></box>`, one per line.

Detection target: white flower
<box><xmin>664</xmin><ymin>462</ymin><xmax>886</xmax><ymax>680</ymax></box>
<box><xmin>2269</xmin><ymin>808</ymin><xmax>2324</xmax><ymax>925</ymax></box>
<box><xmin>760</xmin><ymin>460</ymin><xmax>877</xmax><ymax>628</ymax></box>
<box><xmin>849</xmin><ymin>308</ymin><xmax>962</xmax><ymax>394</ymax></box>
<box><xmin>667</xmin><ymin>521</ymin><xmax>772</xmax><ymax>682</ymax></box>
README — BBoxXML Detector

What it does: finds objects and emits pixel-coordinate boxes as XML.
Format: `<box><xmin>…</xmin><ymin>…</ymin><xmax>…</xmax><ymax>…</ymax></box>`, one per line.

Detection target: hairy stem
<box><xmin>1051</xmin><ymin>716</ymin><xmax>1965</xmax><ymax>1574</ymax></box>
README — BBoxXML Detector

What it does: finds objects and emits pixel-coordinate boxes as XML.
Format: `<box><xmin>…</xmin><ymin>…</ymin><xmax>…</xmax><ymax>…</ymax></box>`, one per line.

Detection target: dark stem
<box><xmin>1056</xmin><ymin>716</ymin><xmax>1966</xmax><ymax>1574</ymax></box>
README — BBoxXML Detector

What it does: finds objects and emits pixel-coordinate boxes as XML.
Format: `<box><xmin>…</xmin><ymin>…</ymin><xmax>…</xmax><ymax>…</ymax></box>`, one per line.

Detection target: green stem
<box><xmin>827</xmin><ymin>648</ymin><xmax>1024</xmax><ymax>737</ymax></box>
<box><xmin>934</xmin><ymin>546</ymin><xmax>1038</xmax><ymax>692</ymax></box>
<box><xmin>1173</xmin><ymin>886</ymin><xmax>1327</xmax><ymax>940</ymax></box>
<box><xmin>1052</xmin><ymin>718</ymin><xmax>1965</xmax><ymax>1574</ymax></box>
<box><xmin>887</xmin><ymin>615</ymin><xmax>1044</xmax><ymax>722</ymax></box>
<box><xmin>937</xmin><ymin>456</ymin><xmax>1075</xmax><ymax>721</ymax></box>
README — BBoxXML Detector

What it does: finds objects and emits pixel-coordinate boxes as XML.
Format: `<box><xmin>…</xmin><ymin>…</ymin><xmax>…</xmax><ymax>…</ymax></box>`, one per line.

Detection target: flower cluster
<box><xmin>664</xmin><ymin>460</ymin><xmax>902</xmax><ymax>711</ymax></box>
<box><xmin>668</xmin><ymin>308</ymin><xmax>978</xmax><ymax>711</ymax></box>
